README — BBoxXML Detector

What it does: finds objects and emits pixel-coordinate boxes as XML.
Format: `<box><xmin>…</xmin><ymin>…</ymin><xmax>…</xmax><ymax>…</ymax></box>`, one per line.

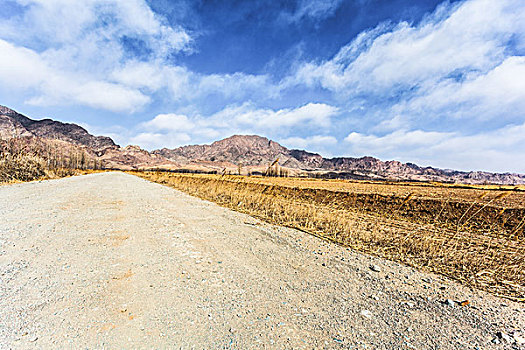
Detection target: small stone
<box><xmin>514</xmin><ymin>334</ymin><xmax>525</xmax><ymax>345</ymax></box>
<box><xmin>370</xmin><ymin>265</ymin><xmax>381</xmax><ymax>272</ymax></box>
<box><xmin>444</xmin><ymin>299</ymin><xmax>455</xmax><ymax>306</ymax></box>
<box><xmin>360</xmin><ymin>310</ymin><xmax>372</xmax><ymax>318</ymax></box>
<box><xmin>29</xmin><ymin>336</ymin><xmax>38</xmax><ymax>342</ymax></box>
<box><xmin>496</xmin><ymin>331</ymin><xmax>512</xmax><ymax>343</ymax></box>
<box><xmin>491</xmin><ymin>337</ymin><xmax>501</xmax><ymax>344</ymax></box>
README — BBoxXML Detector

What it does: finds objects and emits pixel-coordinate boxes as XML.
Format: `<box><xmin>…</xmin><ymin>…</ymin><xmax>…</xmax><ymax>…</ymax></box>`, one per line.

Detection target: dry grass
<box><xmin>0</xmin><ymin>137</ymin><xmax>104</xmax><ymax>184</ymax></box>
<box><xmin>133</xmin><ymin>171</ymin><xmax>525</xmax><ymax>301</ymax></box>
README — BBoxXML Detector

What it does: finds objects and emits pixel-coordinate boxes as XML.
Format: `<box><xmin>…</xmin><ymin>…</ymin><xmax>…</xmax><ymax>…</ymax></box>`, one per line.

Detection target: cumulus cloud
<box><xmin>287</xmin><ymin>0</ymin><xmax>525</xmax><ymax>122</ymax></box>
<box><xmin>130</xmin><ymin>102</ymin><xmax>339</xmax><ymax>150</ymax></box>
<box><xmin>0</xmin><ymin>0</ymin><xmax>191</xmax><ymax>56</ymax></box>
<box><xmin>344</xmin><ymin>124</ymin><xmax>525</xmax><ymax>173</ymax></box>
<box><xmin>141</xmin><ymin>113</ymin><xmax>194</xmax><ymax>132</ymax></box>
<box><xmin>0</xmin><ymin>0</ymin><xmax>189</xmax><ymax>112</ymax></box>
<box><xmin>391</xmin><ymin>56</ymin><xmax>525</xmax><ymax>121</ymax></box>
<box><xmin>274</xmin><ymin>0</ymin><xmax>525</xmax><ymax>172</ymax></box>
<box><xmin>214</xmin><ymin>102</ymin><xmax>338</xmax><ymax>129</ymax></box>
<box><xmin>344</xmin><ymin>129</ymin><xmax>454</xmax><ymax>154</ymax></box>
<box><xmin>0</xmin><ymin>39</ymin><xmax>150</xmax><ymax>112</ymax></box>
<box><xmin>0</xmin><ymin>0</ymin><xmax>273</xmax><ymax>112</ymax></box>
<box><xmin>110</xmin><ymin>61</ymin><xmax>275</xmax><ymax>103</ymax></box>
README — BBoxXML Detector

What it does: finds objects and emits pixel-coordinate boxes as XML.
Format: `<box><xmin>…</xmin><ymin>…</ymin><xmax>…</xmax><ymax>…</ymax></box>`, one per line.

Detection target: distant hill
<box><xmin>0</xmin><ymin>105</ymin><xmax>174</xmax><ymax>170</ymax></box>
<box><xmin>0</xmin><ymin>105</ymin><xmax>115</xmax><ymax>152</ymax></box>
<box><xmin>155</xmin><ymin>134</ymin><xmax>525</xmax><ymax>184</ymax></box>
<box><xmin>2</xmin><ymin>105</ymin><xmax>524</xmax><ymax>184</ymax></box>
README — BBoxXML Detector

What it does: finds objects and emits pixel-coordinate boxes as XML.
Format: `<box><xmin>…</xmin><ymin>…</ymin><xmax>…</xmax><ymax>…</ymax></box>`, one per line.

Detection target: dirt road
<box><xmin>0</xmin><ymin>172</ymin><xmax>523</xmax><ymax>349</ymax></box>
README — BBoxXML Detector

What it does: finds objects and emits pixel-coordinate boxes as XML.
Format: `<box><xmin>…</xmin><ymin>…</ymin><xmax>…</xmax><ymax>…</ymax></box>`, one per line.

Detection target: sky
<box><xmin>0</xmin><ymin>0</ymin><xmax>524</xmax><ymax>173</ymax></box>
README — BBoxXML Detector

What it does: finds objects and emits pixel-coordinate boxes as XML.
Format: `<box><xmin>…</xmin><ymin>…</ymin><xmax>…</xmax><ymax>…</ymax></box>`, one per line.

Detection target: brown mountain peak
<box><xmin>0</xmin><ymin>105</ymin><xmax>116</xmax><ymax>151</ymax></box>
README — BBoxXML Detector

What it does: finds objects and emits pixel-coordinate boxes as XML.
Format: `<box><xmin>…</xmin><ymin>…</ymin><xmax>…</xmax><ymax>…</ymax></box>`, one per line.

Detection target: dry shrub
<box><xmin>0</xmin><ymin>137</ymin><xmax>102</xmax><ymax>183</ymax></box>
<box><xmin>0</xmin><ymin>153</ymin><xmax>47</xmax><ymax>182</ymax></box>
<box><xmin>134</xmin><ymin>171</ymin><xmax>525</xmax><ymax>301</ymax></box>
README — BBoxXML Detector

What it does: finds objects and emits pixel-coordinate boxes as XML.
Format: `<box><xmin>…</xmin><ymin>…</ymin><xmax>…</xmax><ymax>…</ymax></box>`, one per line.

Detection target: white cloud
<box><xmin>284</xmin><ymin>0</ymin><xmax>345</xmax><ymax>22</ymax></box>
<box><xmin>344</xmin><ymin>124</ymin><xmax>525</xmax><ymax>173</ymax></box>
<box><xmin>0</xmin><ymin>0</ymin><xmax>190</xmax><ymax>112</ymax></box>
<box><xmin>280</xmin><ymin>135</ymin><xmax>338</xmax><ymax>155</ymax></box>
<box><xmin>142</xmin><ymin>114</ymin><xmax>194</xmax><ymax>132</ymax></box>
<box><xmin>276</xmin><ymin>0</ymin><xmax>525</xmax><ymax>172</ymax></box>
<box><xmin>288</xmin><ymin>0</ymin><xmax>525</xmax><ymax>122</ymax></box>
<box><xmin>344</xmin><ymin>129</ymin><xmax>454</xmax><ymax>153</ymax></box>
<box><xmin>130</xmin><ymin>132</ymin><xmax>191</xmax><ymax>150</ymax></box>
<box><xmin>211</xmin><ymin>102</ymin><xmax>338</xmax><ymax>130</ymax></box>
<box><xmin>110</xmin><ymin>61</ymin><xmax>274</xmax><ymax>103</ymax></box>
<box><xmin>1</xmin><ymin>0</ymin><xmax>191</xmax><ymax>56</ymax></box>
<box><xmin>128</xmin><ymin>102</ymin><xmax>339</xmax><ymax>150</ymax></box>
<box><xmin>110</xmin><ymin>61</ymin><xmax>169</xmax><ymax>91</ymax></box>
<box><xmin>391</xmin><ymin>56</ymin><xmax>525</xmax><ymax>121</ymax></box>
<box><xmin>0</xmin><ymin>39</ymin><xmax>150</xmax><ymax>112</ymax></box>
<box><xmin>0</xmin><ymin>0</ymin><xmax>277</xmax><ymax>112</ymax></box>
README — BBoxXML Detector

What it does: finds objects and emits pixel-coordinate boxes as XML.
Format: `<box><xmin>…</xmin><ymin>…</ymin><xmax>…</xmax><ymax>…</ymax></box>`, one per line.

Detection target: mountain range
<box><xmin>1</xmin><ymin>105</ymin><xmax>524</xmax><ymax>184</ymax></box>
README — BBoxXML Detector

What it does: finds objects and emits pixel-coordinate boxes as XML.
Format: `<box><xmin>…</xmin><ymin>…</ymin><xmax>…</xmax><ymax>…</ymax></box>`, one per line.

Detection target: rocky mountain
<box><xmin>0</xmin><ymin>106</ymin><xmax>115</xmax><ymax>151</ymax></box>
<box><xmin>155</xmin><ymin>135</ymin><xmax>292</xmax><ymax>166</ymax></box>
<box><xmin>0</xmin><ymin>105</ymin><xmax>175</xmax><ymax>170</ymax></box>
<box><xmin>156</xmin><ymin>135</ymin><xmax>525</xmax><ymax>184</ymax></box>
<box><xmin>2</xmin><ymin>105</ymin><xmax>524</xmax><ymax>184</ymax></box>
<box><xmin>100</xmin><ymin>145</ymin><xmax>177</xmax><ymax>170</ymax></box>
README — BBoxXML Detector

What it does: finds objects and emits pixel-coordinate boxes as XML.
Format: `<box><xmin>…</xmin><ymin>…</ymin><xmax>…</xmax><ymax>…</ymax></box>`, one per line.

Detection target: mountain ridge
<box><xmin>155</xmin><ymin>134</ymin><xmax>525</xmax><ymax>184</ymax></box>
<box><xmin>1</xmin><ymin>105</ymin><xmax>524</xmax><ymax>184</ymax></box>
<box><xmin>0</xmin><ymin>105</ymin><xmax>116</xmax><ymax>151</ymax></box>
<box><xmin>0</xmin><ymin>105</ymin><xmax>175</xmax><ymax>170</ymax></box>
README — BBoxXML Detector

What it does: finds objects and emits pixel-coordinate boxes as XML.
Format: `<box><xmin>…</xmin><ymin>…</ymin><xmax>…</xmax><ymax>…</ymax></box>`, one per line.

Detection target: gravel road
<box><xmin>0</xmin><ymin>172</ymin><xmax>523</xmax><ymax>349</ymax></box>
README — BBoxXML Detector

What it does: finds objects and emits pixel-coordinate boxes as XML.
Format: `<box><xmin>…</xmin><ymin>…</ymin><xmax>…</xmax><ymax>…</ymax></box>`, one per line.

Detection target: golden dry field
<box><xmin>134</xmin><ymin>171</ymin><xmax>525</xmax><ymax>301</ymax></box>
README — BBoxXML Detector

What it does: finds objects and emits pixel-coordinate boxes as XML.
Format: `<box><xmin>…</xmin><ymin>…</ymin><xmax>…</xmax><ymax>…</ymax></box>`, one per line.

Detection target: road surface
<box><xmin>0</xmin><ymin>172</ymin><xmax>523</xmax><ymax>349</ymax></box>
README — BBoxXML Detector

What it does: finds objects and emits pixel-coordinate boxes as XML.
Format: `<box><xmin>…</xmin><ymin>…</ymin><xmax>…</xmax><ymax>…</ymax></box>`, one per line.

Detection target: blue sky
<box><xmin>1</xmin><ymin>0</ymin><xmax>524</xmax><ymax>173</ymax></box>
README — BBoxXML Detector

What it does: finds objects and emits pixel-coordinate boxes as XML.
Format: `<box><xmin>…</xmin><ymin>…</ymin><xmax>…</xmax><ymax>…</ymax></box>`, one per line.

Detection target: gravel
<box><xmin>0</xmin><ymin>172</ymin><xmax>523</xmax><ymax>349</ymax></box>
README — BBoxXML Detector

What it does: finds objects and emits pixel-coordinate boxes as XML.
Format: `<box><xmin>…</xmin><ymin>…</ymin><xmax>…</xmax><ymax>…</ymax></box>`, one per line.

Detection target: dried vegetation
<box><xmin>134</xmin><ymin>171</ymin><xmax>525</xmax><ymax>301</ymax></box>
<box><xmin>0</xmin><ymin>137</ymin><xmax>103</xmax><ymax>183</ymax></box>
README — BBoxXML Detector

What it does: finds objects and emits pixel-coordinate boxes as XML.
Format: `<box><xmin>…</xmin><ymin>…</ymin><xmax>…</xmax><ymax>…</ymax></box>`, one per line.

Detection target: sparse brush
<box><xmin>0</xmin><ymin>153</ymin><xmax>47</xmax><ymax>182</ymax></box>
<box><xmin>0</xmin><ymin>137</ymin><xmax>104</xmax><ymax>183</ymax></box>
